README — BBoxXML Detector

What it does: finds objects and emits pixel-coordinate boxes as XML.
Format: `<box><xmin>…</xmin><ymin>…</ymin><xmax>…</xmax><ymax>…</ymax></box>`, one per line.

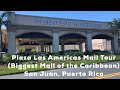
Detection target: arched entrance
<box><xmin>15</xmin><ymin>32</ymin><xmax>52</xmax><ymax>53</ymax></box>
<box><xmin>92</xmin><ymin>34</ymin><xmax>113</xmax><ymax>52</ymax></box>
<box><xmin>60</xmin><ymin>33</ymin><xmax>86</xmax><ymax>52</ymax></box>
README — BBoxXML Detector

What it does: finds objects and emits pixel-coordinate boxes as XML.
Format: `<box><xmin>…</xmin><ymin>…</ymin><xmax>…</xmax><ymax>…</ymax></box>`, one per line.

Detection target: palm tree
<box><xmin>110</xmin><ymin>18</ymin><xmax>120</xmax><ymax>28</ymax></box>
<box><xmin>0</xmin><ymin>11</ymin><xmax>11</xmax><ymax>26</ymax></box>
<box><xmin>110</xmin><ymin>18</ymin><xmax>120</xmax><ymax>54</ymax></box>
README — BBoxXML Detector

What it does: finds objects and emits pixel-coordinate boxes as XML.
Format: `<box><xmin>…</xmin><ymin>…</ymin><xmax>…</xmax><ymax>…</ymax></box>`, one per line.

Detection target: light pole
<box><xmin>0</xmin><ymin>26</ymin><xmax>2</xmax><ymax>60</ymax></box>
<box><xmin>0</xmin><ymin>11</ymin><xmax>11</xmax><ymax>60</ymax></box>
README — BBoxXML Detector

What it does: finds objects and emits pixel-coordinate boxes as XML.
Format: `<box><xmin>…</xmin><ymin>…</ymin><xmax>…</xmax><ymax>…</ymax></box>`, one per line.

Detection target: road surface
<box><xmin>0</xmin><ymin>61</ymin><xmax>120</xmax><ymax>79</ymax></box>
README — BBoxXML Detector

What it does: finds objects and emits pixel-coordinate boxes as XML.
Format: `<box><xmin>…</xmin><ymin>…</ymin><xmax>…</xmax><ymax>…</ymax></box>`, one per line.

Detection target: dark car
<box><xmin>101</xmin><ymin>50</ymin><xmax>113</xmax><ymax>54</ymax></box>
<box><xmin>92</xmin><ymin>50</ymin><xmax>101</xmax><ymax>53</ymax></box>
<box><xmin>36</xmin><ymin>52</ymin><xmax>49</xmax><ymax>56</ymax></box>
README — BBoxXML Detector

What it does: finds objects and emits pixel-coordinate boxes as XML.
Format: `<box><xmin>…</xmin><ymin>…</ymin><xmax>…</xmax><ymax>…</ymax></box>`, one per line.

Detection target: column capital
<box><xmin>86</xmin><ymin>31</ymin><xmax>93</xmax><ymax>34</ymax></box>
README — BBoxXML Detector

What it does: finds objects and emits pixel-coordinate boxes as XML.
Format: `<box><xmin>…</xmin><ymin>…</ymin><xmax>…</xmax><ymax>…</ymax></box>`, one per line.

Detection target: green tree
<box><xmin>19</xmin><ymin>47</ymin><xmax>25</xmax><ymax>53</ymax></box>
<box><xmin>0</xmin><ymin>11</ymin><xmax>11</xmax><ymax>26</ymax></box>
<box><xmin>110</xmin><ymin>18</ymin><xmax>120</xmax><ymax>54</ymax></box>
<box><xmin>31</xmin><ymin>48</ymin><xmax>36</xmax><ymax>53</ymax></box>
<box><xmin>110</xmin><ymin>18</ymin><xmax>120</xmax><ymax>29</ymax></box>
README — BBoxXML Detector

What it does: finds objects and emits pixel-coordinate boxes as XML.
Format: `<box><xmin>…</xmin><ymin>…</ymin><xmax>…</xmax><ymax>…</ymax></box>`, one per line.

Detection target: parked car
<box><xmin>0</xmin><ymin>52</ymin><xmax>6</xmax><ymax>57</ymax></box>
<box><xmin>63</xmin><ymin>50</ymin><xmax>81</xmax><ymax>55</ymax></box>
<box><xmin>92</xmin><ymin>50</ymin><xmax>113</xmax><ymax>55</ymax></box>
<box><xmin>101</xmin><ymin>50</ymin><xmax>113</xmax><ymax>54</ymax></box>
<box><xmin>92</xmin><ymin>49</ymin><xmax>101</xmax><ymax>53</ymax></box>
<box><xmin>36</xmin><ymin>52</ymin><xmax>49</xmax><ymax>56</ymax></box>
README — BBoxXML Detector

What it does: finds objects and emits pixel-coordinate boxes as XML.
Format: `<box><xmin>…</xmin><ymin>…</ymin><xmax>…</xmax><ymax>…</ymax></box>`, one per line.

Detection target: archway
<box><xmin>16</xmin><ymin>32</ymin><xmax>52</xmax><ymax>53</ymax></box>
<box><xmin>92</xmin><ymin>34</ymin><xmax>113</xmax><ymax>51</ymax></box>
<box><xmin>60</xmin><ymin>33</ymin><xmax>86</xmax><ymax>52</ymax></box>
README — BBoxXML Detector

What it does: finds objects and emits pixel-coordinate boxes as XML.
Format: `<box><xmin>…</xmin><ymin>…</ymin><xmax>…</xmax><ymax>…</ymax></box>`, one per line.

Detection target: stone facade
<box><xmin>5</xmin><ymin>12</ymin><xmax>119</xmax><ymax>54</ymax></box>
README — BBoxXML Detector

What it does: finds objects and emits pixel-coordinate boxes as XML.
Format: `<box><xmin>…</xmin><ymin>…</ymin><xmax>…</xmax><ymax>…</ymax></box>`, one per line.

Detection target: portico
<box><xmin>7</xmin><ymin>12</ymin><xmax>119</xmax><ymax>54</ymax></box>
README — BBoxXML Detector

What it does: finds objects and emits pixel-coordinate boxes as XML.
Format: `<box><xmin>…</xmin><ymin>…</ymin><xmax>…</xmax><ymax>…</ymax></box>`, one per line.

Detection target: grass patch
<box><xmin>0</xmin><ymin>64</ymin><xmax>47</xmax><ymax>75</ymax></box>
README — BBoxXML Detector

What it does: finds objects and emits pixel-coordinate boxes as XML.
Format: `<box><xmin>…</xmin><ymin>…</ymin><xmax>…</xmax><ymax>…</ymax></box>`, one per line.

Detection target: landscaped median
<box><xmin>0</xmin><ymin>54</ymin><xmax>120</xmax><ymax>76</ymax></box>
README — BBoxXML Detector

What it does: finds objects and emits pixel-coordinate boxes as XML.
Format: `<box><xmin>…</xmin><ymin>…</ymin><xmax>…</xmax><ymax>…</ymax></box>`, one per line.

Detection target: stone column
<box><xmin>38</xmin><ymin>45</ymin><xmax>40</xmax><ymax>52</ymax></box>
<box><xmin>8</xmin><ymin>31</ymin><xmax>16</xmax><ymax>54</ymax></box>
<box><xmin>85</xmin><ymin>32</ymin><xmax>92</xmax><ymax>52</ymax></box>
<box><xmin>0</xmin><ymin>34</ymin><xmax>2</xmax><ymax>58</ymax></box>
<box><xmin>47</xmin><ymin>45</ymin><xmax>49</xmax><ymax>52</ymax></box>
<box><xmin>38</xmin><ymin>45</ymin><xmax>41</xmax><ymax>52</ymax></box>
<box><xmin>79</xmin><ymin>43</ymin><xmax>83</xmax><ymax>52</ymax></box>
<box><xmin>16</xmin><ymin>39</ymin><xmax>19</xmax><ymax>54</ymax></box>
<box><xmin>44</xmin><ymin>46</ymin><xmax>46</xmax><ymax>52</ymax></box>
<box><xmin>45</xmin><ymin>46</ymin><xmax>47</xmax><ymax>52</ymax></box>
<box><xmin>61</xmin><ymin>43</ymin><xmax>65</xmax><ymax>51</ymax></box>
<box><xmin>52</xmin><ymin>31</ymin><xmax>59</xmax><ymax>53</ymax></box>
<box><xmin>49</xmin><ymin>45</ymin><xmax>51</xmax><ymax>52</ymax></box>
<box><xmin>111</xmin><ymin>33</ymin><xmax>118</xmax><ymax>54</ymax></box>
<box><xmin>41</xmin><ymin>43</ymin><xmax>44</xmax><ymax>52</ymax></box>
<box><xmin>36</xmin><ymin>45</ymin><xmax>39</xmax><ymax>52</ymax></box>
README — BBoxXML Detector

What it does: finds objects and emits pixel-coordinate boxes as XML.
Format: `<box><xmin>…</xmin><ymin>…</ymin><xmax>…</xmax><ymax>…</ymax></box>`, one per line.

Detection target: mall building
<box><xmin>0</xmin><ymin>12</ymin><xmax>119</xmax><ymax>54</ymax></box>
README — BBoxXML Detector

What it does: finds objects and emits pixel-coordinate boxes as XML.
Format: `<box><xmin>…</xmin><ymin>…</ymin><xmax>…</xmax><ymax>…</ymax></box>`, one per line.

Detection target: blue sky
<box><xmin>14</xmin><ymin>11</ymin><xmax>120</xmax><ymax>22</ymax></box>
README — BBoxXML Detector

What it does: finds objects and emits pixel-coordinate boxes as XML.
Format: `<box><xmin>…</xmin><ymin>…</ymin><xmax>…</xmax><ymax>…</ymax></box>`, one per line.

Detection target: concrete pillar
<box><xmin>85</xmin><ymin>32</ymin><xmax>92</xmax><ymax>52</ymax></box>
<box><xmin>38</xmin><ymin>45</ymin><xmax>40</xmax><ymax>52</ymax></box>
<box><xmin>49</xmin><ymin>45</ymin><xmax>51</xmax><ymax>52</ymax></box>
<box><xmin>47</xmin><ymin>45</ymin><xmax>49</xmax><ymax>52</ymax></box>
<box><xmin>45</xmin><ymin>45</ymin><xmax>47</xmax><ymax>52</ymax></box>
<box><xmin>36</xmin><ymin>45</ymin><xmax>39</xmax><ymax>52</ymax></box>
<box><xmin>61</xmin><ymin>43</ymin><xmax>65</xmax><ymax>51</ymax></box>
<box><xmin>45</xmin><ymin>46</ymin><xmax>47</xmax><ymax>52</ymax></box>
<box><xmin>38</xmin><ymin>45</ymin><xmax>41</xmax><ymax>52</ymax></box>
<box><xmin>16</xmin><ymin>39</ymin><xmax>19</xmax><ymax>54</ymax></box>
<box><xmin>52</xmin><ymin>31</ymin><xmax>59</xmax><ymax>53</ymax></box>
<box><xmin>111</xmin><ymin>33</ymin><xmax>118</xmax><ymax>54</ymax></box>
<box><xmin>8</xmin><ymin>31</ymin><xmax>16</xmax><ymax>54</ymax></box>
<box><xmin>0</xmin><ymin>34</ymin><xmax>2</xmax><ymax>58</ymax></box>
<box><xmin>41</xmin><ymin>43</ymin><xmax>44</xmax><ymax>52</ymax></box>
<box><xmin>79</xmin><ymin>43</ymin><xmax>83</xmax><ymax>52</ymax></box>
<box><xmin>44</xmin><ymin>46</ymin><xmax>46</xmax><ymax>52</ymax></box>
<box><xmin>0</xmin><ymin>34</ymin><xmax>2</xmax><ymax>50</ymax></box>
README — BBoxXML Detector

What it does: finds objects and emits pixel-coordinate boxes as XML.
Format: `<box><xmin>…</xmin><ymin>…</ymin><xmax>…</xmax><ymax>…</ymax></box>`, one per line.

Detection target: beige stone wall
<box><xmin>92</xmin><ymin>39</ymin><xmax>104</xmax><ymax>50</ymax></box>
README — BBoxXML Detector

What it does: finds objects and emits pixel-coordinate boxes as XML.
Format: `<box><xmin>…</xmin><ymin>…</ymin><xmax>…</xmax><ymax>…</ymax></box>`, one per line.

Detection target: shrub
<box><xmin>19</xmin><ymin>47</ymin><xmax>25</xmax><ymax>53</ymax></box>
<box><xmin>1</xmin><ymin>54</ymin><xmax>13</xmax><ymax>64</ymax></box>
<box><xmin>64</xmin><ymin>51</ymin><xmax>83</xmax><ymax>57</ymax></box>
<box><xmin>93</xmin><ymin>52</ymin><xmax>112</xmax><ymax>55</ymax></box>
<box><xmin>84</xmin><ymin>50</ymin><xmax>93</xmax><ymax>55</ymax></box>
<box><xmin>31</xmin><ymin>48</ymin><xmax>36</xmax><ymax>53</ymax></box>
<box><xmin>59</xmin><ymin>51</ymin><xmax>65</xmax><ymax>55</ymax></box>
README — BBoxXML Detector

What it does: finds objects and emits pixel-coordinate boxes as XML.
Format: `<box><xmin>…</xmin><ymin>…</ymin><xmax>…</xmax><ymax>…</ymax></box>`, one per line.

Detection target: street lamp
<box><xmin>0</xmin><ymin>25</ymin><xmax>2</xmax><ymax>60</ymax></box>
<box><xmin>0</xmin><ymin>11</ymin><xmax>11</xmax><ymax>60</ymax></box>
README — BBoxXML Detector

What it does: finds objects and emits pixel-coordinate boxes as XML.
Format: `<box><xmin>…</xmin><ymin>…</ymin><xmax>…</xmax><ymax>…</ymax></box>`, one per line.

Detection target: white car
<box><xmin>0</xmin><ymin>52</ymin><xmax>6</xmax><ymax>57</ymax></box>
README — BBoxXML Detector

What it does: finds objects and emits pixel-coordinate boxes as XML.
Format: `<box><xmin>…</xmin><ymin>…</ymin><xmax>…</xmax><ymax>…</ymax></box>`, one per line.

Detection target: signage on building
<box><xmin>35</xmin><ymin>17</ymin><xmax>109</xmax><ymax>30</ymax></box>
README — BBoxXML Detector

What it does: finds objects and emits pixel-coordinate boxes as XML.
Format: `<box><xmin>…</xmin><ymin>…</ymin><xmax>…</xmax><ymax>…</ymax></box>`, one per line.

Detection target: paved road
<box><xmin>0</xmin><ymin>61</ymin><xmax>120</xmax><ymax>79</ymax></box>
